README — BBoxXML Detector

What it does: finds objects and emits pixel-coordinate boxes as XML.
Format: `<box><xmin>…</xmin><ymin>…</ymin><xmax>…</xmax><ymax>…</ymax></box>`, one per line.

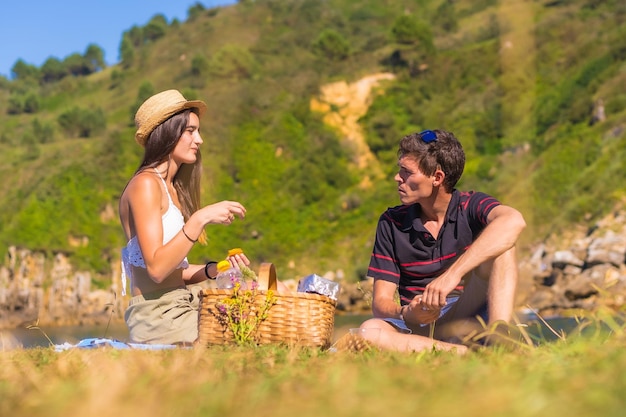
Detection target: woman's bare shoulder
<box><xmin>124</xmin><ymin>170</ymin><xmax>162</xmax><ymax>202</ymax></box>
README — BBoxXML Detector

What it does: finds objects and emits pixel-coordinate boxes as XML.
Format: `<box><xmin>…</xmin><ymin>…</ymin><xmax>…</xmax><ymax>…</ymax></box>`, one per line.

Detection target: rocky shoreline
<box><xmin>517</xmin><ymin>209</ymin><xmax>626</xmax><ymax>318</ymax></box>
<box><xmin>1</xmin><ymin>209</ymin><xmax>625</xmax><ymax>331</ymax></box>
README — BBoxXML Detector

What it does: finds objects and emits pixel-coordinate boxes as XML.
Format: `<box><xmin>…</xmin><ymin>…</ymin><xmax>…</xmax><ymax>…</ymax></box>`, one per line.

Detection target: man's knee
<box><xmin>475</xmin><ymin>246</ymin><xmax>518</xmax><ymax>280</ymax></box>
<box><xmin>361</xmin><ymin>318</ymin><xmax>390</xmax><ymax>330</ymax></box>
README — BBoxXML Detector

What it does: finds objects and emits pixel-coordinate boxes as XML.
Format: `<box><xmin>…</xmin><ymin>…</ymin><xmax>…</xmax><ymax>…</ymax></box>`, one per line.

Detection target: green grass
<box><xmin>1</xmin><ymin>312</ymin><xmax>625</xmax><ymax>417</ymax></box>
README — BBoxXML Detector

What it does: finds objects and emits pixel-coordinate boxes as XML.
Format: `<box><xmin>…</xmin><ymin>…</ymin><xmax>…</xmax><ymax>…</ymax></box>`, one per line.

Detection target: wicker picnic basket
<box><xmin>196</xmin><ymin>263</ymin><xmax>337</xmax><ymax>348</ymax></box>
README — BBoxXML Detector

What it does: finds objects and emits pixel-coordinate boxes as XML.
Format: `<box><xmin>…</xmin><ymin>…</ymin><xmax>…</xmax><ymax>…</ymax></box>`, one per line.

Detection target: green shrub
<box><xmin>57</xmin><ymin>107</ymin><xmax>106</xmax><ymax>138</ymax></box>
<box><xmin>209</xmin><ymin>45</ymin><xmax>258</xmax><ymax>79</ymax></box>
<box><xmin>312</xmin><ymin>29</ymin><xmax>351</xmax><ymax>61</ymax></box>
<box><xmin>391</xmin><ymin>15</ymin><xmax>434</xmax><ymax>53</ymax></box>
<box><xmin>31</xmin><ymin>118</ymin><xmax>55</xmax><ymax>143</ymax></box>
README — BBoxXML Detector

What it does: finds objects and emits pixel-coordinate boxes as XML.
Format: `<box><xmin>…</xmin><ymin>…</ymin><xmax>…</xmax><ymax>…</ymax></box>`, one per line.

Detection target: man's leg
<box><xmin>432</xmin><ymin>246</ymin><xmax>519</xmax><ymax>342</ymax></box>
<box><xmin>479</xmin><ymin>246</ymin><xmax>519</xmax><ymax>324</ymax></box>
<box><xmin>357</xmin><ymin>318</ymin><xmax>468</xmax><ymax>354</ymax></box>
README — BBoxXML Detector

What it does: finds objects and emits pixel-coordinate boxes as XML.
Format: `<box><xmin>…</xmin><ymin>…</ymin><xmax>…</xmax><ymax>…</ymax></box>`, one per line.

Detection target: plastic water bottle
<box><xmin>215</xmin><ymin>260</ymin><xmax>247</xmax><ymax>290</ymax></box>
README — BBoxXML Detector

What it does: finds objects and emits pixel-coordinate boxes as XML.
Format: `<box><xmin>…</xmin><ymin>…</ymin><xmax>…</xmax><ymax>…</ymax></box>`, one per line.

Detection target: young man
<box><xmin>359</xmin><ymin>129</ymin><xmax>526</xmax><ymax>353</ymax></box>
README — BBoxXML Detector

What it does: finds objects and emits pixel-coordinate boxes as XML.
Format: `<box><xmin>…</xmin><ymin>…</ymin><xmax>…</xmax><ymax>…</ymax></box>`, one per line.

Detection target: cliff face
<box><xmin>0</xmin><ymin>247</ymin><xmax>123</xmax><ymax>329</ymax></box>
<box><xmin>310</xmin><ymin>72</ymin><xmax>395</xmax><ymax>188</ymax></box>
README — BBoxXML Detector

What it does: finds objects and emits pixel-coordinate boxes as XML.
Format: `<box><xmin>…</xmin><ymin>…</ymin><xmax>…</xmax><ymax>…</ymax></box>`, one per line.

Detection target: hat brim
<box><xmin>135</xmin><ymin>99</ymin><xmax>207</xmax><ymax>146</ymax></box>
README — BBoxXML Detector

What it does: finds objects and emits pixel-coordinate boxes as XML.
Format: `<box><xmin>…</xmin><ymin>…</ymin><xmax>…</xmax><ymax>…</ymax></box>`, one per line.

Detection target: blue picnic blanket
<box><xmin>54</xmin><ymin>337</ymin><xmax>178</xmax><ymax>351</ymax></box>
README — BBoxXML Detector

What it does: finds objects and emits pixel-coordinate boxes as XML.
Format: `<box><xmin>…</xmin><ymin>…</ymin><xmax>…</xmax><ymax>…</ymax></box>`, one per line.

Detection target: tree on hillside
<box><xmin>120</xmin><ymin>36</ymin><xmax>135</xmax><ymax>68</ymax></box>
<box><xmin>120</xmin><ymin>16</ymin><xmax>166</xmax><ymax>68</ymax></box>
<box><xmin>64</xmin><ymin>44</ymin><xmax>105</xmax><ymax>76</ymax></box>
<box><xmin>41</xmin><ymin>57</ymin><xmax>67</xmax><ymax>83</ymax></box>
<box><xmin>144</xmin><ymin>14</ymin><xmax>168</xmax><ymax>42</ymax></box>
<box><xmin>188</xmin><ymin>2</ymin><xmax>206</xmax><ymax>20</ymax></box>
<box><xmin>65</xmin><ymin>53</ymin><xmax>92</xmax><ymax>77</ymax></box>
<box><xmin>125</xmin><ymin>26</ymin><xmax>144</xmax><ymax>48</ymax></box>
<box><xmin>84</xmin><ymin>44</ymin><xmax>106</xmax><ymax>72</ymax></box>
<box><xmin>10</xmin><ymin>59</ymin><xmax>39</xmax><ymax>81</ymax></box>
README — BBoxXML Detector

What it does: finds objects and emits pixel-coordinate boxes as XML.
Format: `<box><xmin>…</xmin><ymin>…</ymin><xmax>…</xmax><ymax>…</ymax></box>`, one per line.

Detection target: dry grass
<box><xmin>2</xmin><ymin>312</ymin><xmax>626</xmax><ymax>417</ymax></box>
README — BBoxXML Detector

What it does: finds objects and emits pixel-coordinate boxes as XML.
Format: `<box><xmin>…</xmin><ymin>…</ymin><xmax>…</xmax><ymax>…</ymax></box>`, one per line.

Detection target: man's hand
<box><xmin>420</xmin><ymin>271</ymin><xmax>461</xmax><ymax>309</ymax></box>
<box><xmin>403</xmin><ymin>296</ymin><xmax>440</xmax><ymax>325</ymax></box>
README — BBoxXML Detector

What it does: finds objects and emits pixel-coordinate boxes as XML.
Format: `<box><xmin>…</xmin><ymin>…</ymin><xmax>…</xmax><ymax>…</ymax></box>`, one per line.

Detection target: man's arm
<box><xmin>371</xmin><ymin>279</ymin><xmax>403</xmax><ymax>319</ymax></box>
<box><xmin>420</xmin><ymin>204</ymin><xmax>526</xmax><ymax>308</ymax></box>
<box><xmin>372</xmin><ymin>279</ymin><xmax>441</xmax><ymax>325</ymax></box>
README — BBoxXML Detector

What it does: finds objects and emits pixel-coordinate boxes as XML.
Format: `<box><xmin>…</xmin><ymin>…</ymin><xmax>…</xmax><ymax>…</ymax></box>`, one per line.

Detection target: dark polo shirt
<box><xmin>368</xmin><ymin>190</ymin><xmax>500</xmax><ymax>305</ymax></box>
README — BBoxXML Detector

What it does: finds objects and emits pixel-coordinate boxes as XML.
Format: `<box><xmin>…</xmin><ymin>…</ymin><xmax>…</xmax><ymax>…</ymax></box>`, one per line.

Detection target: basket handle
<box><xmin>258</xmin><ymin>262</ymin><xmax>278</xmax><ymax>291</ymax></box>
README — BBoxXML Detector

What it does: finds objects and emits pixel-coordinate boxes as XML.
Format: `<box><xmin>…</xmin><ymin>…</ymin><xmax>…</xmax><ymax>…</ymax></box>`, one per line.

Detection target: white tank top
<box><xmin>120</xmin><ymin>169</ymin><xmax>189</xmax><ymax>295</ymax></box>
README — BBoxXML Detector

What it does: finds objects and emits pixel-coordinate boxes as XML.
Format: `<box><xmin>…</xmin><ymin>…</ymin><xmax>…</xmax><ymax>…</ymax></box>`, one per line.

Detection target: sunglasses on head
<box><xmin>419</xmin><ymin>130</ymin><xmax>437</xmax><ymax>143</ymax></box>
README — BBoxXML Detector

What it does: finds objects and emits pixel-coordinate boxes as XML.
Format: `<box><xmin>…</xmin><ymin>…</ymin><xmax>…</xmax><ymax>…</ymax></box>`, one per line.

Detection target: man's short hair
<box><xmin>397</xmin><ymin>129</ymin><xmax>465</xmax><ymax>192</ymax></box>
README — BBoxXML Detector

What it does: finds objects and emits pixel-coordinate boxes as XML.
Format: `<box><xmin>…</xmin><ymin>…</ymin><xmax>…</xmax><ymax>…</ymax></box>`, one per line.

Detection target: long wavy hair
<box><xmin>136</xmin><ymin>108</ymin><xmax>206</xmax><ymax>243</ymax></box>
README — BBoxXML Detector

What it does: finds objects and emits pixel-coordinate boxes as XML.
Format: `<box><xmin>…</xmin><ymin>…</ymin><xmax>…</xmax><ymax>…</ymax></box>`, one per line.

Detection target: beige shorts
<box><xmin>125</xmin><ymin>286</ymin><xmax>202</xmax><ymax>345</ymax></box>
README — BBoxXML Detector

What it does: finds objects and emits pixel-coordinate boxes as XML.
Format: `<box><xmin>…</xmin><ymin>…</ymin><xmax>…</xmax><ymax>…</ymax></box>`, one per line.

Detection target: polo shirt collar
<box><xmin>447</xmin><ymin>189</ymin><xmax>460</xmax><ymax>223</ymax></box>
<box><xmin>400</xmin><ymin>189</ymin><xmax>460</xmax><ymax>232</ymax></box>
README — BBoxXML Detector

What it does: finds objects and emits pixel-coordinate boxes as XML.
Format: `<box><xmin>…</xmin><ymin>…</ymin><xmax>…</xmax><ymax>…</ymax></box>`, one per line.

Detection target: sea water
<box><xmin>1</xmin><ymin>314</ymin><xmax>607</xmax><ymax>349</ymax></box>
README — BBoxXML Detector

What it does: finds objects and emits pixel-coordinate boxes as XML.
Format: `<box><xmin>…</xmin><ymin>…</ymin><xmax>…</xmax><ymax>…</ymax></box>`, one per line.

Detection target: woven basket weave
<box><xmin>197</xmin><ymin>263</ymin><xmax>337</xmax><ymax>348</ymax></box>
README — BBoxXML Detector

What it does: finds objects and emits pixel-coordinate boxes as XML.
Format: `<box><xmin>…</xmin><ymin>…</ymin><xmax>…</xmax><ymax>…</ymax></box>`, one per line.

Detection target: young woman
<box><xmin>119</xmin><ymin>89</ymin><xmax>248</xmax><ymax>345</ymax></box>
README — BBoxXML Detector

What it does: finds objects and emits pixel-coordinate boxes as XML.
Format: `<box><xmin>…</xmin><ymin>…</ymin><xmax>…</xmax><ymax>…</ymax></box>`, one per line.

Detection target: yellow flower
<box><xmin>216</xmin><ymin>282</ymin><xmax>277</xmax><ymax>346</ymax></box>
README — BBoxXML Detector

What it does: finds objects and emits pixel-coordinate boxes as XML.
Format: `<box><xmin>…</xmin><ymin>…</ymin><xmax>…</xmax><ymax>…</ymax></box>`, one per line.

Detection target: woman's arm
<box><xmin>127</xmin><ymin>174</ymin><xmax>197</xmax><ymax>283</ymax></box>
<box><xmin>182</xmin><ymin>252</ymin><xmax>251</xmax><ymax>284</ymax></box>
<box><xmin>127</xmin><ymin>172</ymin><xmax>250</xmax><ymax>284</ymax></box>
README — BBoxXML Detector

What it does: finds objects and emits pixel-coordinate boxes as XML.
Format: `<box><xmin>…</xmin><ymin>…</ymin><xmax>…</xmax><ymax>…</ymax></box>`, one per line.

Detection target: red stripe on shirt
<box><xmin>372</xmin><ymin>253</ymin><xmax>394</xmax><ymax>262</ymax></box>
<box><xmin>402</xmin><ymin>252</ymin><xmax>456</xmax><ymax>267</ymax></box>
<box><xmin>368</xmin><ymin>266</ymin><xmax>400</xmax><ymax>278</ymax></box>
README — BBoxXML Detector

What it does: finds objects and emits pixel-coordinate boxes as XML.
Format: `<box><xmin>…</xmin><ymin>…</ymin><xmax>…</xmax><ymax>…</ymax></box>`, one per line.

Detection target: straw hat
<box><xmin>134</xmin><ymin>89</ymin><xmax>207</xmax><ymax>146</ymax></box>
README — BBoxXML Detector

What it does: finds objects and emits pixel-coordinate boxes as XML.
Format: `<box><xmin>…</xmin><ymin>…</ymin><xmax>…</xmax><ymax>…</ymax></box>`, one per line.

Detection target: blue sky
<box><xmin>0</xmin><ymin>0</ymin><xmax>237</xmax><ymax>79</ymax></box>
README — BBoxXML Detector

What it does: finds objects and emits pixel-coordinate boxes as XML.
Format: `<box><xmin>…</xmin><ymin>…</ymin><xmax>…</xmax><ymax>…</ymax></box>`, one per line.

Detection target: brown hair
<box><xmin>397</xmin><ymin>129</ymin><xmax>465</xmax><ymax>192</ymax></box>
<box><xmin>136</xmin><ymin>109</ymin><xmax>205</xmax><ymax>241</ymax></box>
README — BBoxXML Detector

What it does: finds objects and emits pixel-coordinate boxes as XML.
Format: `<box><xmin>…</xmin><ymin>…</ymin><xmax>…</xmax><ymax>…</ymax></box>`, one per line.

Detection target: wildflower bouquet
<box><xmin>239</xmin><ymin>263</ymin><xmax>258</xmax><ymax>282</ymax></box>
<box><xmin>216</xmin><ymin>280</ymin><xmax>277</xmax><ymax>346</ymax></box>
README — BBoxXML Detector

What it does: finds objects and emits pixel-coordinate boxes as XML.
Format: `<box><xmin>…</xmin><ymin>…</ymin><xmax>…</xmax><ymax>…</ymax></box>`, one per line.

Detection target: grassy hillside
<box><xmin>0</xmin><ymin>0</ymin><xmax>624</xmax><ymax>287</ymax></box>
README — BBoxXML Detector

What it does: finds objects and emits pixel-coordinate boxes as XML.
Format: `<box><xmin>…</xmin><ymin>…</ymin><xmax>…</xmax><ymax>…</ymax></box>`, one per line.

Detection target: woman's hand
<box><xmin>199</xmin><ymin>200</ymin><xmax>247</xmax><ymax>225</ymax></box>
<box><xmin>227</xmin><ymin>250</ymin><xmax>250</xmax><ymax>269</ymax></box>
